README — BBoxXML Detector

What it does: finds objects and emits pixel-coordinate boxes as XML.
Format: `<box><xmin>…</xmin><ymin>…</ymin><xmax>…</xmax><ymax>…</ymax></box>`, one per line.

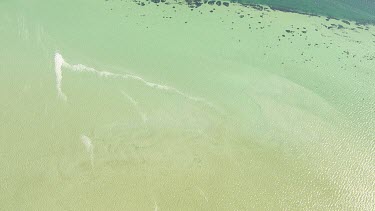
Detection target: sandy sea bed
<box><xmin>0</xmin><ymin>0</ymin><xmax>374</xmax><ymax>210</ymax></box>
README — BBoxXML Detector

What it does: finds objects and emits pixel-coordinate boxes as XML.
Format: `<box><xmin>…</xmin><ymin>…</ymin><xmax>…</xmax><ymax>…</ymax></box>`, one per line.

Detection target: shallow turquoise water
<box><xmin>0</xmin><ymin>0</ymin><xmax>374</xmax><ymax>210</ymax></box>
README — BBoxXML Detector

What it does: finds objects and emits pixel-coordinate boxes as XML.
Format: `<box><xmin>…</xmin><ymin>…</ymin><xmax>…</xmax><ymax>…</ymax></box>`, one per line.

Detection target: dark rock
<box><xmin>250</xmin><ymin>4</ymin><xmax>263</xmax><ymax>11</ymax></box>
<box><xmin>194</xmin><ymin>1</ymin><xmax>203</xmax><ymax>7</ymax></box>
<box><xmin>186</xmin><ymin>0</ymin><xmax>203</xmax><ymax>8</ymax></box>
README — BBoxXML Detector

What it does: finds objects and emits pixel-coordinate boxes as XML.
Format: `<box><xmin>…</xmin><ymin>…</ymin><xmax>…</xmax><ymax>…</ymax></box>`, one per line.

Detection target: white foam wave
<box><xmin>54</xmin><ymin>52</ymin><xmax>221</xmax><ymax>113</ymax></box>
<box><xmin>54</xmin><ymin>53</ymin><xmax>67</xmax><ymax>101</ymax></box>
<box><xmin>81</xmin><ymin>135</ymin><xmax>94</xmax><ymax>168</ymax></box>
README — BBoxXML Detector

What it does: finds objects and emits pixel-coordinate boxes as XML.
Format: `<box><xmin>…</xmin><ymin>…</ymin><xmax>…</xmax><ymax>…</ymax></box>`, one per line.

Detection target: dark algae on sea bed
<box><xmin>231</xmin><ymin>0</ymin><xmax>375</xmax><ymax>24</ymax></box>
<box><xmin>124</xmin><ymin>0</ymin><xmax>375</xmax><ymax>24</ymax></box>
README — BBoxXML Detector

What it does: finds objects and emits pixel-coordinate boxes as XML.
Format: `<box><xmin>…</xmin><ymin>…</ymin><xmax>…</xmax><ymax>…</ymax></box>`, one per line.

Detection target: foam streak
<box><xmin>54</xmin><ymin>53</ymin><xmax>220</xmax><ymax>112</ymax></box>
<box><xmin>81</xmin><ymin>135</ymin><xmax>94</xmax><ymax>168</ymax></box>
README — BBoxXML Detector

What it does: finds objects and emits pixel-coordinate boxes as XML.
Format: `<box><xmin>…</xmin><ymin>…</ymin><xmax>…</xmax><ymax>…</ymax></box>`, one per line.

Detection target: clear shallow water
<box><xmin>1</xmin><ymin>0</ymin><xmax>374</xmax><ymax>210</ymax></box>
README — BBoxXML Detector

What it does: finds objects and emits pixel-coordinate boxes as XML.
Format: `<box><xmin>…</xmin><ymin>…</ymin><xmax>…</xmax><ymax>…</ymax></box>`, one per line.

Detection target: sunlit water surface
<box><xmin>0</xmin><ymin>0</ymin><xmax>374</xmax><ymax>210</ymax></box>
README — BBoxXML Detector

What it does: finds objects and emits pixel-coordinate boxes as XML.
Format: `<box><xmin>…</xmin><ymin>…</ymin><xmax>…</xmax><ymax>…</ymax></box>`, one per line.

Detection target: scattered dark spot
<box><xmin>216</xmin><ymin>1</ymin><xmax>221</xmax><ymax>6</ymax></box>
<box><xmin>250</xmin><ymin>4</ymin><xmax>264</xmax><ymax>11</ymax></box>
<box><xmin>208</xmin><ymin>0</ymin><xmax>215</xmax><ymax>5</ymax></box>
<box><xmin>223</xmin><ymin>2</ymin><xmax>229</xmax><ymax>7</ymax></box>
<box><xmin>195</xmin><ymin>1</ymin><xmax>203</xmax><ymax>7</ymax></box>
<box><xmin>186</xmin><ymin>0</ymin><xmax>204</xmax><ymax>7</ymax></box>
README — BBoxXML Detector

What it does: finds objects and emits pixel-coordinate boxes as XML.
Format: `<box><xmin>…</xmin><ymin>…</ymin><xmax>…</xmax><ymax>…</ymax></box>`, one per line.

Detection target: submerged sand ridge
<box><xmin>0</xmin><ymin>0</ymin><xmax>374</xmax><ymax>210</ymax></box>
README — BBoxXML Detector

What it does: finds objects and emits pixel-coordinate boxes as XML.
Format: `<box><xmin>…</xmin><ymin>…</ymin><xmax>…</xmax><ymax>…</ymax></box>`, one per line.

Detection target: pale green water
<box><xmin>1</xmin><ymin>0</ymin><xmax>375</xmax><ymax>210</ymax></box>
